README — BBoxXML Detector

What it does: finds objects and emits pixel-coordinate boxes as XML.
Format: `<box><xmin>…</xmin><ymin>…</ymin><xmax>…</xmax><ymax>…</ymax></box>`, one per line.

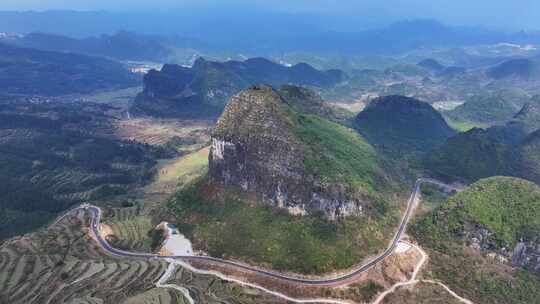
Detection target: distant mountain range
<box><xmin>487</xmin><ymin>58</ymin><xmax>540</xmax><ymax>80</ymax></box>
<box><xmin>1</xmin><ymin>31</ymin><xmax>172</xmax><ymax>62</ymax></box>
<box><xmin>2</xmin><ymin>11</ymin><xmax>540</xmax><ymax>55</ymax></box>
<box><xmin>426</xmin><ymin>98</ymin><xmax>540</xmax><ymax>184</ymax></box>
<box><xmin>132</xmin><ymin>57</ymin><xmax>346</xmax><ymax>118</ymax></box>
<box><xmin>0</xmin><ymin>43</ymin><xmax>138</xmax><ymax>96</ymax></box>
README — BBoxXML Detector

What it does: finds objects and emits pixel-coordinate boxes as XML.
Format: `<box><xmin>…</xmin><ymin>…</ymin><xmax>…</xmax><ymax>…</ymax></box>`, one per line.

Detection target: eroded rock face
<box><xmin>466</xmin><ymin>225</ymin><xmax>540</xmax><ymax>274</ymax></box>
<box><xmin>511</xmin><ymin>241</ymin><xmax>540</xmax><ymax>273</ymax></box>
<box><xmin>208</xmin><ymin>85</ymin><xmax>367</xmax><ymax>219</ymax></box>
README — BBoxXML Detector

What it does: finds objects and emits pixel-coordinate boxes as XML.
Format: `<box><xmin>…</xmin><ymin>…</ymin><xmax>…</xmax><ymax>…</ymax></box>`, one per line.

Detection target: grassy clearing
<box><xmin>156</xmin><ymin>148</ymin><xmax>209</xmax><ymax>186</ymax></box>
<box><xmin>143</xmin><ymin>148</ymin><xmax>209</xmax><ymax>199</ymax></box>
<box><xmin>444</xmin><ymin>117</ymin><xmax>490</xmax><ymax>132</ymax></box>
<box><xmin>169</xmin><ymin>179</ymin><xmax>398</xmax><ymax>274</ymax></box>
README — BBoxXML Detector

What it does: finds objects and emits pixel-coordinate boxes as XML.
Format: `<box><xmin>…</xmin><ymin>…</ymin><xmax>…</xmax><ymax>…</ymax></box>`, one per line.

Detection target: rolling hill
<box><xmin>487</xmin><ymin>58</ymin><xmax>540</xmax><ymax>80</ymax></box>
<box><xmin>425</xmin><ymin>128</ymin><xmax>511</xmax><ymax>182</ymax></box>
<box><xmin>355</xmin><ymin>95</ymin><xmax>455</xmax><ymax>154</ymax></box>
<box><xmin>445</xmin><ymin>89</ymin><xmax>530</xmax><ymax>124</ymax></box>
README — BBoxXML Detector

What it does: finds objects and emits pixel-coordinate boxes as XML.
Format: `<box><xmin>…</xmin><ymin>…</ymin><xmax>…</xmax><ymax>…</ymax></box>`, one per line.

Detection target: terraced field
<box><xmin>104</xmin><ymin>204</ymin><xmax>156</xmax><ymax>252</ymax></box>
<box><xmin>0</xmin><ymin>208</ymin><xmax>284</xmax><ymax>304</ymax></box>
<box><xmin>114</xmin><ymin>118</ymin><xmax>211</xmax><ymax>153</ymax></box>
<box><xmin>124</xmin><ymin>288</ymin><xmax>189</xmax><ymax>304</ymax></box>
<box><xmin>0</xmin><ymin>209</ymin><xmax>170</xmax><ymax>304</ymax></box>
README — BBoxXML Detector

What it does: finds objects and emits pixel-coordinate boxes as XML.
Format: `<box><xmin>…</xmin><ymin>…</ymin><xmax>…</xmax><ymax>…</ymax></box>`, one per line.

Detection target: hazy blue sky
<box><xmin>1</xmin><ymin>0</ymin><xmax>539</xmax><ymax>30</ymax></box>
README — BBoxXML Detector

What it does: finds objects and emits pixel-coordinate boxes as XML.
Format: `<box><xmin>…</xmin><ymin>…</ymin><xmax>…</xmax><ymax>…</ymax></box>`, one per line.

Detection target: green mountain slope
<box><xmin>439</xmin><ymin>177</ymin><xmax>540</xmax><ymax>247</ymax></box>
<box><xmin>512</xmin><ymin>95</ymin><xmax>540</xmax><ymax>132</ymax></box>
<box><xmin>487</xmin><ymin>58</ymin><xmax>540</xmax><ymax>80</ymax></box>
<box><xmin>446</xmin><ymin>90</ymin><xmax>530</xmax><ymax>124</ymax></box>
<box><xmin>425</xmin><ymin>118</ymin><xmax>540</xmax><ymax>185</ymax></box>
<box><xmin>425</xmin><ymin>128</ymin><xmax>511</xmax><ymax>182</ymax></box>
<box><xmin>412</xmin><ymin>177</ymin><xmax>540</xmax><ymax>304</ymax></box>
<box><xmin>355</xmin><ymin>95</ymin><xmax>455</xmax><ymax>154</ymax></box>
<box><xmin>517</xmin><ymin>130</ymin><xmax>540</xmax><ymax>185</ymax></box>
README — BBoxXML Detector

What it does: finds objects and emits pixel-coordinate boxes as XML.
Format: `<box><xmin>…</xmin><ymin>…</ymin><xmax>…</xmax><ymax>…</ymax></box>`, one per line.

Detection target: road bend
<box><xmin>72</xmin><ymin>178</ymin><xmax>460</xmax><ymax>287</ymax></box>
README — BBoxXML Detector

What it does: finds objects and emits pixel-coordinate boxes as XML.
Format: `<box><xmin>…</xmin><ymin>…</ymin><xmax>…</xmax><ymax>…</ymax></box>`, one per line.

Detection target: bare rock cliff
<box><xmin>208</xmin><ymin>85</ymin><xmax>378</xmax><ymax>218</ymax></box>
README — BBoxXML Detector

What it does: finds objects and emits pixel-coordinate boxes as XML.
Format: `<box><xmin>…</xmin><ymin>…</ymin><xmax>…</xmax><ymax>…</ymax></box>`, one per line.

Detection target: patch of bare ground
<box><xmin>144</xmin><ymin>147</ymin><xmax>209</xmax><ymax>197</ymax></box>
<box><xmin>329</xmin><ymin>99</ymin><xmax>366</xmax><ymax>114</ymax></box>
<box><xmin>113</xmin><ymin>117</ymin><xmax>211</xmax><ymax>152</ymax></box>
<box><xmin>381</xmin><ymin>282</ymin><xmax>463</xmax><ymax>304</ymax></box>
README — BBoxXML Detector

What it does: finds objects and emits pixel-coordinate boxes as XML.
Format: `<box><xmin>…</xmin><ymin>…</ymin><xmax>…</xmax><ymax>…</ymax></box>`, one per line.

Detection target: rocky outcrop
<box><xmin>466</xmin><ymin>225</ymin><xmax>540</xmax><ymax>274</ymax></box>
<box><xmin>442</xmin><ymin>177</ymin><xmax>540</xmax><ymax>276</ymax></box>
<box><xmin>511</xmin><ymin>241</ymin><xmax>540</xmax><ymax>273</ymax></box>
<box><xmin>208</xmin><ymin>85</ymin><xmax>379</xmax><ymax>219</ymax></box>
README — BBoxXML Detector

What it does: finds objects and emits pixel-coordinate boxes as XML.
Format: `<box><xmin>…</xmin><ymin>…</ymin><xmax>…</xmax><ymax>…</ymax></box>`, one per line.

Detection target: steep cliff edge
<box><xmin>209</xmin><ymin>85</ymin><xmax>391</xmax><ymax>219</ymax></box>
<box><xmin>169</xmin><ymin>85</ymin><xmax>399</xmax><ymax>273</ymax></box>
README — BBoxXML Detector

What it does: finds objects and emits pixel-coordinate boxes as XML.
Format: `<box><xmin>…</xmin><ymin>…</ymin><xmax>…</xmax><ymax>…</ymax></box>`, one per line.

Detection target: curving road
<box><xmin>71</xmin><ymin>178</ymin><xmax>459</xmax><ymax>287</ymax></box>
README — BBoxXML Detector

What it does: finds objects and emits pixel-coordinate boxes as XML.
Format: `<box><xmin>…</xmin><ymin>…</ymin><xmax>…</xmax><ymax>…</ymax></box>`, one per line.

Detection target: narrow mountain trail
<box><xmin>420</xmin><ymin>280</ymin><xmax>475</xmax><ymax>304</ymax></box>
<box><xmin>371</xmin><ymin>242</ymin><xmax>475</xmax><ymax>304</ymax></box>
<box><xmin>371</xmin><ymin>242</ymin><xmax>428</xmax><ymax>304</ymax></box>
<box><xmin>155</xmin><ymin>263</ymin><xmax>195</xmax><ymax>304</ymax></box>
<box><xmin>165</xmin><ymin>258</ymin><xmax>355</xmax><ymax>304</ymax></box>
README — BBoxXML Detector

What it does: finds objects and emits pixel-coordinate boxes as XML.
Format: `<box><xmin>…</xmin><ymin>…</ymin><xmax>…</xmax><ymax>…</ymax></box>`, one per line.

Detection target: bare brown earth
<box><xmin>113</xmin><ymin>117</ymin><xmax>211</xmax><ymax>152</ymax></box>
<box><xmin>182</xmin><ymin>239</ymin><xmax>422</xmax><ymax>303</ymax></box>
<box><xmin>382</xmin><ymin>282</ymin><xmax>463</xmax><ymax>304</ymax></box>
<box><xmin>329</xmin><ymin>99</ymin><xmax>367</xmax><ymax>114</ymax></box>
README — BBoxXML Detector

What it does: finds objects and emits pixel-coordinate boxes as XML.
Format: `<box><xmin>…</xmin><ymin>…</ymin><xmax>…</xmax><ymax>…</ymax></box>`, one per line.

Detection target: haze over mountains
<box><xmin>0</xmin><ymin>43</ymin><xmax>138</xmax><ymax>95</ymax></box>
<box><xmin>1</xmin><ymin>11</ymin><xmax>540</xmax><ymax>56</ymax></box>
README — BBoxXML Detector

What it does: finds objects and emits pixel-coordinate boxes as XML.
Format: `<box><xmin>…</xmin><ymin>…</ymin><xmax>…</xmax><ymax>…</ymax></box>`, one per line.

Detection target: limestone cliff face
<box><xmin>467</xmin><ymin>226</ymin><xmax>540</xmax><ymax>274</ymax></box>
<box><xmin>208</xmin><ymin>85</ymin><xmax>371</xmax><ymax>219</ymax></box>
<box><xmin>511</xmin><ymin>241</ymin><xmax>540</xmax><ymax>273</ymax></box>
